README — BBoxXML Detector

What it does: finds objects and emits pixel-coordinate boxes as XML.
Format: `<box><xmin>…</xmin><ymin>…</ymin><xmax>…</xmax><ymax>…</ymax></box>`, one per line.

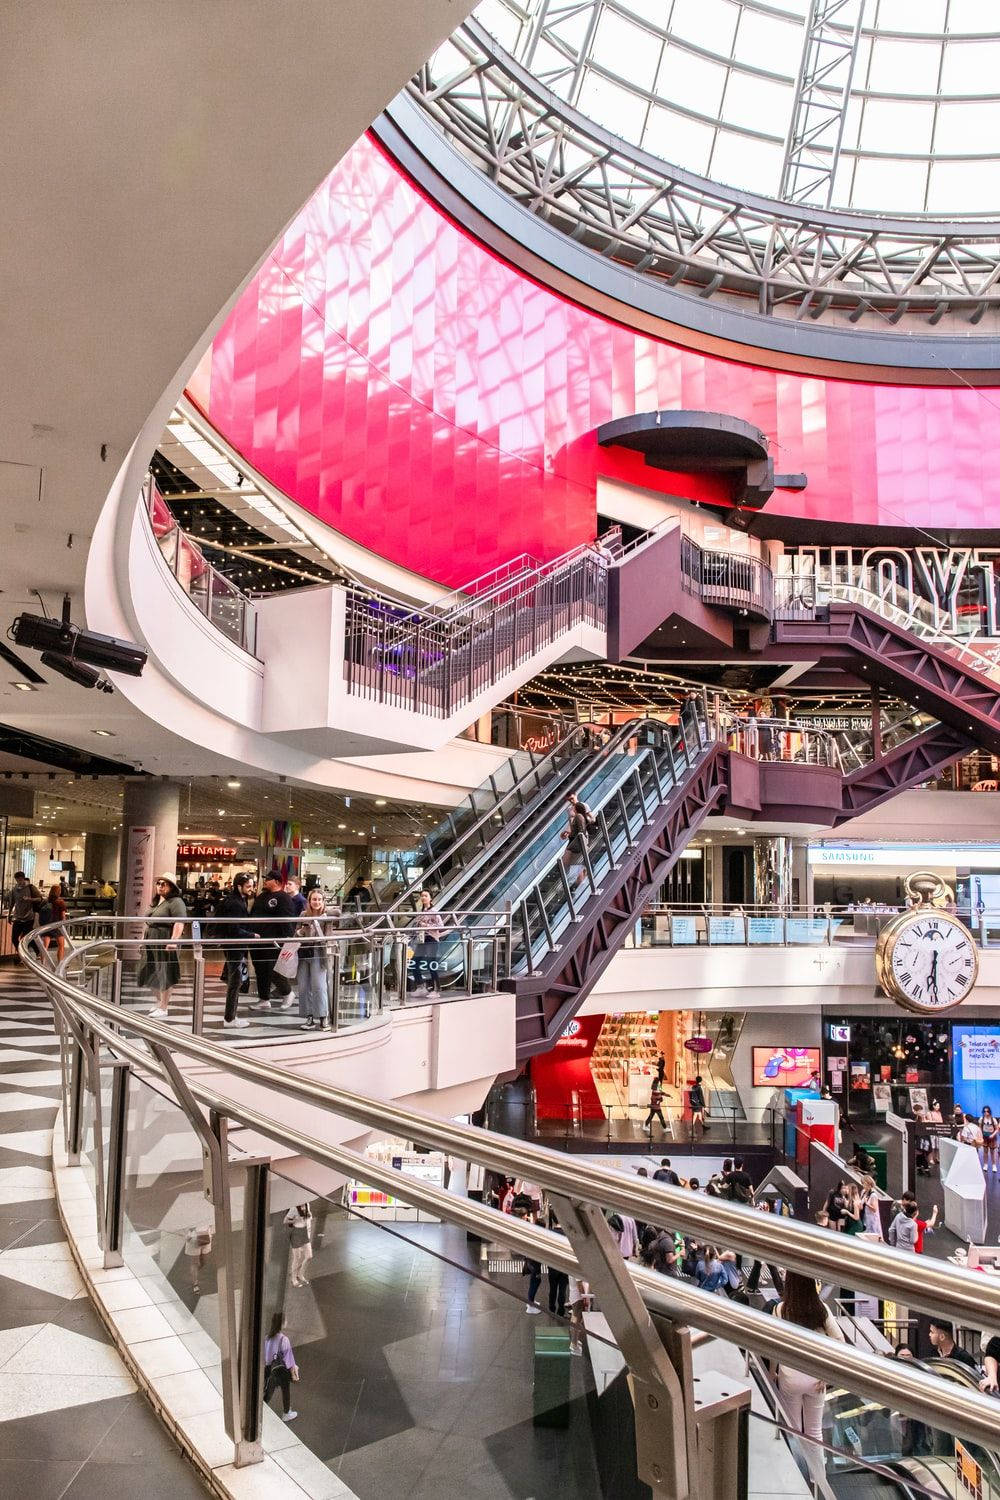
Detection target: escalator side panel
<box><xmin>508</xmin><ymin>743</ymin><xmax>728</xmax><ymax>1060</ymax></box>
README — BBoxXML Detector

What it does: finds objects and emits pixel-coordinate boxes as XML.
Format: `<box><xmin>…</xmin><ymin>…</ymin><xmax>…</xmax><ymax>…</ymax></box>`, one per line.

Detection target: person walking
<box><xmin>263</xmin><ymin>1312</ymin><xmax>299</xmax><ymax>1422</ymax></box>
<box><xmin>644</xmin><ymin>1080</ymin><xmax>668</xmax><ymax>1133</ymax></box>
<box><xmin>46</xmin><ymin>882</ymin><xmax>67</xmax><ymax>964</ymax></box>
<box><xmin>296</xmin><ymin>889</ymin><xmax>331</xmax><ymax>1030</ymax></box>
<box><xmin>547</xmin><ymin>1265</ymin><xmax>569</xmax><ymax>1317</ymax></box>
<box><xmin>859</xmin><ymin>1175</ymin><xmax>883</xmax><ymax>1239</ymax></box>
<box><xmin>410</xmin><ymin>889</ymin><xmax>445</xmax><ymax>996</ymax></box>
<box><xmin>250</xmin><ymin>871</ymin><xmax>297</xmax><ymax>1012</ymax></box>
<box><xmin>138</xmin><ymin>874</ymin><xmax>187</xmax><ymax>1018</ymax></box>
<box><xmin>981</xmin><ymin>1106</ymin><xmax>998</xmax><ymax>1173</ymax></box>
<box><xmin>689</xmin><ymin>1075</ymin><xmax>708</xmax><ymax>1133</ymax></box>
<box><xmin>7</xmin><ymin>871</ymin><xmax>42</xmax><ymax>958</ymax></box>
<box><xmin>655</xmin><ymin>1051</ymin><xmax>666</xmax><ymax>1086</ymax></box>
<box><xmin>559</xmin><ymin>791</ymin><xmax>593</xmax><ymax>891</ymax></box>
<box><xmin>215</xmin><ymin>873</ymin><xmax>255</xmax><ymax>1030</ymax></box>
<box><xmin>774</xmin><ymin>1272</ymin><xmax>845</xmax><ymax>1451</ymax></box>
<box><xmin>284</xmin><ymin>1204</ymin><xmax>313</xmax><ymax>1286</ymax></box>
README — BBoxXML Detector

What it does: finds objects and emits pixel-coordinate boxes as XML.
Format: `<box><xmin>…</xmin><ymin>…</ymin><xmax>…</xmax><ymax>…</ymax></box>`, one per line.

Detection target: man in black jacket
<box><xmin>250</xmin><ymin>870</ymin><xmax>297</xmax><ymax>1012</ymax></box>
<box><xmin>216</xmin><ymin>873</ymin><xmax>256</xmax><ymax>1029</ymax></box>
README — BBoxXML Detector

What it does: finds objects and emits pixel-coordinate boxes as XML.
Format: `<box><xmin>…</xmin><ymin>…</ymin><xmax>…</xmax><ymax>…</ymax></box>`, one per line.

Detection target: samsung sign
<box><xmin>810</xmin><ymin>846</ymin><xmax>1000</xmax><ymax>869</ymax></box>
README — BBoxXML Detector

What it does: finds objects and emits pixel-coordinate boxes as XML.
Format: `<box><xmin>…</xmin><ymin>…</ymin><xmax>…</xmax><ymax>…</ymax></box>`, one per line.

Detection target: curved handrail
<box><xmin>20</xmin><ymin>929</ymin><xmax>1000</xmax><ymax>1453</ymax></box>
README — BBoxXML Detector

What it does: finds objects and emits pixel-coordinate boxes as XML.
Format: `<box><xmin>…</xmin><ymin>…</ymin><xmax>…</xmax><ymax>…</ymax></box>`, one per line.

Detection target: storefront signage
<box><xmin>783</xmin><ymin>546</ymin><xmax>1000</xmax><ymax>639</ymax></box>
<box><xmin>670</xmin><ymin>915</ymin><xmax>697</xmax><ymax>945</ymax></box>
<box><xmin>747</xmin><ymin>916</ymin><xmax>783</xmax><ymax>944</ymax></box>
<box><xmin>810</xmin><ymin>844</ymin><xmax>1000</xmax><ymax>868</ymax></box>
<box><xmin>799</xmin><ymin>715</ymin><xmax>875</xmax><ymax>733</ymax></box>
<box><xmin>177</xmin><ymin>842</ymin><xmax>238</xmax><ymax>859</ymax></box>
<box><xmin>708</xmin><ymin>915</ymin><xmax>745</xmax><ymax>944</ymax></box>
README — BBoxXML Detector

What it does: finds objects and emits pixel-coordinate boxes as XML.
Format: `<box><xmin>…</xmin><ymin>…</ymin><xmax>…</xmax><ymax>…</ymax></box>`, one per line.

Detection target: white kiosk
<box><xmin>939</xmin><ymin>1137</ymin><xmax>987</xmax><ymax>1244</ymax></box>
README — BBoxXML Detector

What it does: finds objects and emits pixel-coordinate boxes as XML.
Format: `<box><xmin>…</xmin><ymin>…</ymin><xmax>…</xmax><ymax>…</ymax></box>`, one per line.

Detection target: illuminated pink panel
<box><xmin>187</xmin><ymin>134</ymin><xmax>1000</xmax><ymax>588</ymax></box>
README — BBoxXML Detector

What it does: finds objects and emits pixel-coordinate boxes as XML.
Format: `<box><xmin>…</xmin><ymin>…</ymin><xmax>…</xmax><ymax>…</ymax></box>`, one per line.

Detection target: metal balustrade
<box><xmin>343</xmin><ymin>539</ymin><xmax>611</xmax><ymax>716</ymax></box>
<box><xmin>20</xmin><ymin>932</ymin><xmax>1000</xmax><ymax>1489</ymax></box>
<box><xmin>681</xmin><ymin>534</ymin><xmax>774</xmax><ymax>620</ymax></box>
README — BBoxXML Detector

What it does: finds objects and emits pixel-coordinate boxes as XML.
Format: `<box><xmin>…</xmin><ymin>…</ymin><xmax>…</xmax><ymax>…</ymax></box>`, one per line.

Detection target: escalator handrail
<box><xmin>375</xmin><ymin>722</ymin><xmax>600</xmax><ymax>921</ymax></box>
<box><xmin>455</xmin><ymin>708</ymin><xmax>720</xmax><ymax>938</ymax></box>
<box><xmin>422</xmin><ymin>717</ymin><xmax>678</xmax><ymax>919</ymax></box>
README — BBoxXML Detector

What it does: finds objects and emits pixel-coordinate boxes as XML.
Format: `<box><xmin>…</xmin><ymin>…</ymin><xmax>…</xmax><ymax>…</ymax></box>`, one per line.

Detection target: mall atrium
<box><xmin>5</xmin><ymin>3</ymin><xmax>1000</xmax><ymax>1498</ymax></box>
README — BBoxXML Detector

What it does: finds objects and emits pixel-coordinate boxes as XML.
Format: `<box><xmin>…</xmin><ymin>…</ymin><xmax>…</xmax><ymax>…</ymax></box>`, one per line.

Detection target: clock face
<box><xmin>886</xmin><ymin>914</ymin><xmax>978</xmax><ymax>1012</ymax></box>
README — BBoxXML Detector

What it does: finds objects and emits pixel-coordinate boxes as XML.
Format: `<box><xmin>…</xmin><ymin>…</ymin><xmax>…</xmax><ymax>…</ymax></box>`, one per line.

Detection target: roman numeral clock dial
<box><xmin>875</xmin><ymin>873</ymin><xmax>979</xmax><ymax>1015</ymax></box>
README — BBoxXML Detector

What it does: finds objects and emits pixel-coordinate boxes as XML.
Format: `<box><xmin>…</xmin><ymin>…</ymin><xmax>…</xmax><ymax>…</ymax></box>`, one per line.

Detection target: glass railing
<box><xmin>142</xmin><ymin>478</ymin><xmax>259</xmax><ymax>657</ymax></box>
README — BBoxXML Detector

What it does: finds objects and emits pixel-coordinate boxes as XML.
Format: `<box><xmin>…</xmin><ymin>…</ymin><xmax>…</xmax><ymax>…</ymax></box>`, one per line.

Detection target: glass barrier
<box><xmin>142</xmin><ymin>480</ymin><xmax>258</xmax><ymax>657</ymax></box>
<box><xmin>261</xmin><ymin>1159</ymin><xmax>608</xmax><ymax>1499</ymax></box>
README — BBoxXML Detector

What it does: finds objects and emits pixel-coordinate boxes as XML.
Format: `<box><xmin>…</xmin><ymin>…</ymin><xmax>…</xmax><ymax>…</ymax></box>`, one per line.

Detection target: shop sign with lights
<box><xmin>177</xmin><ymin>842</ymin><xmax>238</xmax><ymax>860</ymax></box>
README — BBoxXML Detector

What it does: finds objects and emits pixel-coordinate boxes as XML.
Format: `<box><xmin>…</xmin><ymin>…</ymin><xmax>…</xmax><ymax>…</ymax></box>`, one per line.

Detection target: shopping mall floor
<box><xmin>0</xmin><ymin>962</ymin><xmax>207</xmax><ymax>1499</ymax></box>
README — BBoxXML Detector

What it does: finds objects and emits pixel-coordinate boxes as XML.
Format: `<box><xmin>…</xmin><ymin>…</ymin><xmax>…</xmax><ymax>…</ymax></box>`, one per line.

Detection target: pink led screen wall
<box><xmin>188</xmin><ymin>134</ymin><xmax>1000</xmax><ymax>588</ymax></box>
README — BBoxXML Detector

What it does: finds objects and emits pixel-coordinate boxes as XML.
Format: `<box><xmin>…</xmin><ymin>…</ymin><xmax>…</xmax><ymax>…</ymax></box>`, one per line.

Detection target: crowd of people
<box><xmin>135</xmin><ymin>870</ymin><xmax>451</xmax><ymax>1028</ymax></box>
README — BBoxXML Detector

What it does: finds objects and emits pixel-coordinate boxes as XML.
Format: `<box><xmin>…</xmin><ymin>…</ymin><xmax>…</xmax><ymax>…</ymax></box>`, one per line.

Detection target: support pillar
<box><xmin>791</xmin><ymin>837</ymin><xmax>812</xmax><ymax>912</ymax></box>
<box><xmin>118</xmin><ymin>779</ymin><xmax>181</xmax><ymax>917</ymax></box>
<box><xmin>752</xmin><ymin>837</ymin><xmax>792</xmax><ymax>909</ymax></box>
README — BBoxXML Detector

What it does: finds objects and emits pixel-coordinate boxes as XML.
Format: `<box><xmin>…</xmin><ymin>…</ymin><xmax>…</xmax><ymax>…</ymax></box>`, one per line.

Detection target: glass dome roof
<box><xmin>471</xmin><ymin>0</ymin><xmax>1000</xmax><ymax>217</ymax></box>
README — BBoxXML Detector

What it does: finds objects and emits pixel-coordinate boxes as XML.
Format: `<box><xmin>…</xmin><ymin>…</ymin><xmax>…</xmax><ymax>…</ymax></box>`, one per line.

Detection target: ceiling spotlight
<box><xmin>338</xmin><ymin>822</ymin><xmax>346</xmax><ymax>829</ymax></box>
<box><xmin>226</xmin><ymin>779</ymin><xmax>241</xmax><ymax>789</ymax></box>
<box><xmin>92</xmin><ymin>728</ymin><xmax>115</xmax><ymax>737</ymax></box>
<box><xmin>10</xmin><ymin>681</ymin><xmax>36</xmax><ymax>692</ymax></box>
<box><xmin>375</xmin><ymin>798</ymin><xmax>387</xmax><ymax>806</ymax></box>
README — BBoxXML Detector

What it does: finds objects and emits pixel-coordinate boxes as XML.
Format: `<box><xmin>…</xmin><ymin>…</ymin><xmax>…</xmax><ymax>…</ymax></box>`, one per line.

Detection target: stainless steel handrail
<box><xmin>22</xmin><ymin>939</ymin><xmax>1000</xmax><ymax>1453</ymax></box>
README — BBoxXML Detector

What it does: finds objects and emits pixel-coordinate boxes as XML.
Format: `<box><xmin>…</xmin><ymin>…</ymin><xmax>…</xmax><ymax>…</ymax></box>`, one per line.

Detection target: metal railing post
<box><xmin>464</xmin><ymin>935</ymin><xmax>475</xmax><ymax>995</ymax></box>
<box><xmin>331</xmin><ymin>950</ymin><xmax>342</xmax><ymax>1030</ymax></box>
<box><xmin>237</xmin><ymin>1159</ymin><xmax>270</xmax><ymax>1459</ymax></box>
<box><xmin>66</xmin><ymin>1034</ymin><xmax>86</xmax><ymax>1165</ymax></box>
<box><xmin>192</xmin><ymin>952</ymin><xmax>206</xmax><ymax>1035</ymax></box>
<box><xmin>103</xmin><ymin>1060</ymin><xmax>130</xmax><ymax>1269</ymax></box>
<box><xmin>111</xmin><ymin>956</ymin><xmax>123</xmax><ymax>1009</ymax></box>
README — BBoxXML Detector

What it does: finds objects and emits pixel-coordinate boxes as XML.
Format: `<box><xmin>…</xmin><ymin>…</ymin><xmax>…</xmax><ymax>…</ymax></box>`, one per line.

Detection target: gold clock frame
<box><xmin>874</xmin><ymin>872</ymin><xmax>979</xmax><ymax>1014</ymax></box>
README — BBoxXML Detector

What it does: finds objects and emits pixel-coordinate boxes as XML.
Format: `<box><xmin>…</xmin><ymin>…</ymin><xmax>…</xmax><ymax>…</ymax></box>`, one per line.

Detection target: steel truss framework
<box><xmin>406</xmin><ymin>18</ymin><xmax>1000</xmax><ymax>327</ymax></box>
<box><xmin>778</xmin><ymin>604</ymin><xmax>1000</xmax><ymax>753</ymax></box>
<box><xmin>779</xmin><ymin>0</ymin><xmax>866</xmax><ymax>209</ymax></box>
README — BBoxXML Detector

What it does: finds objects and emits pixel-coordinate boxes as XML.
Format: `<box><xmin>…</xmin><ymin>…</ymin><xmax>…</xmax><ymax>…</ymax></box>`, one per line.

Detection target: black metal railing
<box><xmin>680</xmin><ymin>535</ymin><xmax>773</xmax><ymax>620</ymax></box>
<box><xmin>344</xmin><ymin>542</ymin><xmax>611</xmax><ymax>716</ymax></box>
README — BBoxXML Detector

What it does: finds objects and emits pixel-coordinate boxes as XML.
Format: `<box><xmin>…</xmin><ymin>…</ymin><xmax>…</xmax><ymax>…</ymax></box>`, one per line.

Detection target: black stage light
<box><xmin>12</xmin><ymin>613</ymin><xmax>146</xmax><ymax>677</ymax></box>
<box><xmin>39</xmin><ymin>651</ymin><xmax>102</xmax><ymax>689</ymax></box>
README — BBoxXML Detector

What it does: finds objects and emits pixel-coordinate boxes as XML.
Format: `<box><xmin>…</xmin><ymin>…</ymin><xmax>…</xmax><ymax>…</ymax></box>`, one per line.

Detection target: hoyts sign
<box><xmin>177</xmin><ymin>842</ymin><xmax>238</xmax><ymax>860</ymax></box>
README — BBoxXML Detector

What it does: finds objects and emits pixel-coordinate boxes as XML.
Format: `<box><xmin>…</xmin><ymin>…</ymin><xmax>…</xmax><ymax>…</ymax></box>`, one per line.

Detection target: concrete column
<box><xmin>118</xmin><ymin>780</ymin><xmax>181</xmax><ymax>916</ymax></box>
<box><xmin>752</xmin><ymin>836</ymin><xmax>792</xmax><ymax>909</ymax></box>
<box><xmin>792</xmin><ymin>837</ymin><xmax>812</xmax><ymax>912</ymax></box>
<box><xmin>85</xmin><ymin>831</ymin><xmax>121</xmax><ymax>882</ymax></box>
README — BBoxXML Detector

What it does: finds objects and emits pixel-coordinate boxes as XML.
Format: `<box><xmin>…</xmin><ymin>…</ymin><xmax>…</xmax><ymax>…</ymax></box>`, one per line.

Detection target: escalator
<box><xmin>383</xmin><ymin>704</ymin><xmax>727</xmax><ymax>1060</ymax></box>
<box><xmin>822</xmin><ymin>1356</ymin><xmax>1000</xmax><ymax>1499</ymax></box>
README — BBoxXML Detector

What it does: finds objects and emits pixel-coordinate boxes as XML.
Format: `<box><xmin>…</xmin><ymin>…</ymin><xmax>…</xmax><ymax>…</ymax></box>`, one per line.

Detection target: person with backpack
<box><xmin>689</xmin><ymin>1075</ymin><xmax>708</xmax><ymax>1133</ymax></box>
<box><xmin>263</xmin><ymin>1311</ymin><xmax>299</xmax><ymax>1422</ymax></box>
<box><xmin>215</xmin><ymin>873</ymin><xmax>256</xmax><ymax>1029</ymax></box>
<box><xmin>560</xmin><ymin>791</ymin><xmax>595</xmax><ymax>890</ymax></box>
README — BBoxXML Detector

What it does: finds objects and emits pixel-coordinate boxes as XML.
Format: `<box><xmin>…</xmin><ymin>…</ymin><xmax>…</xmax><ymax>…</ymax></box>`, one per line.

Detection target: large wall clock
<box><xmin>875</xmin><ymin>872</ymin><xmax>978</xmax><ymax>1015</ymax></box>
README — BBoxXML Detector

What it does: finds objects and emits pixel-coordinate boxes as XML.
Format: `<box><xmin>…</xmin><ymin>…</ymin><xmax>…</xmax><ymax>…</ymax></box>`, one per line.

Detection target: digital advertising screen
<box><xmin>952</xmin><ymin>1024</ymin><xmax>1000</xmax><ymax>1117</ymax></box>
<box><xmin>752</xmin><ymin>1046</ymin><xmax>821</xmax><ymax>1088</ymax></box>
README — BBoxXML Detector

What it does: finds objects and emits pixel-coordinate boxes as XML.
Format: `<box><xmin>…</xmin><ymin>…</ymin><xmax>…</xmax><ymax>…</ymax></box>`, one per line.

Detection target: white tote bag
<box><xmin>274</xmin><ymin>939</ymin><xmax>300</xmax><ymax>979</ymax></box>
